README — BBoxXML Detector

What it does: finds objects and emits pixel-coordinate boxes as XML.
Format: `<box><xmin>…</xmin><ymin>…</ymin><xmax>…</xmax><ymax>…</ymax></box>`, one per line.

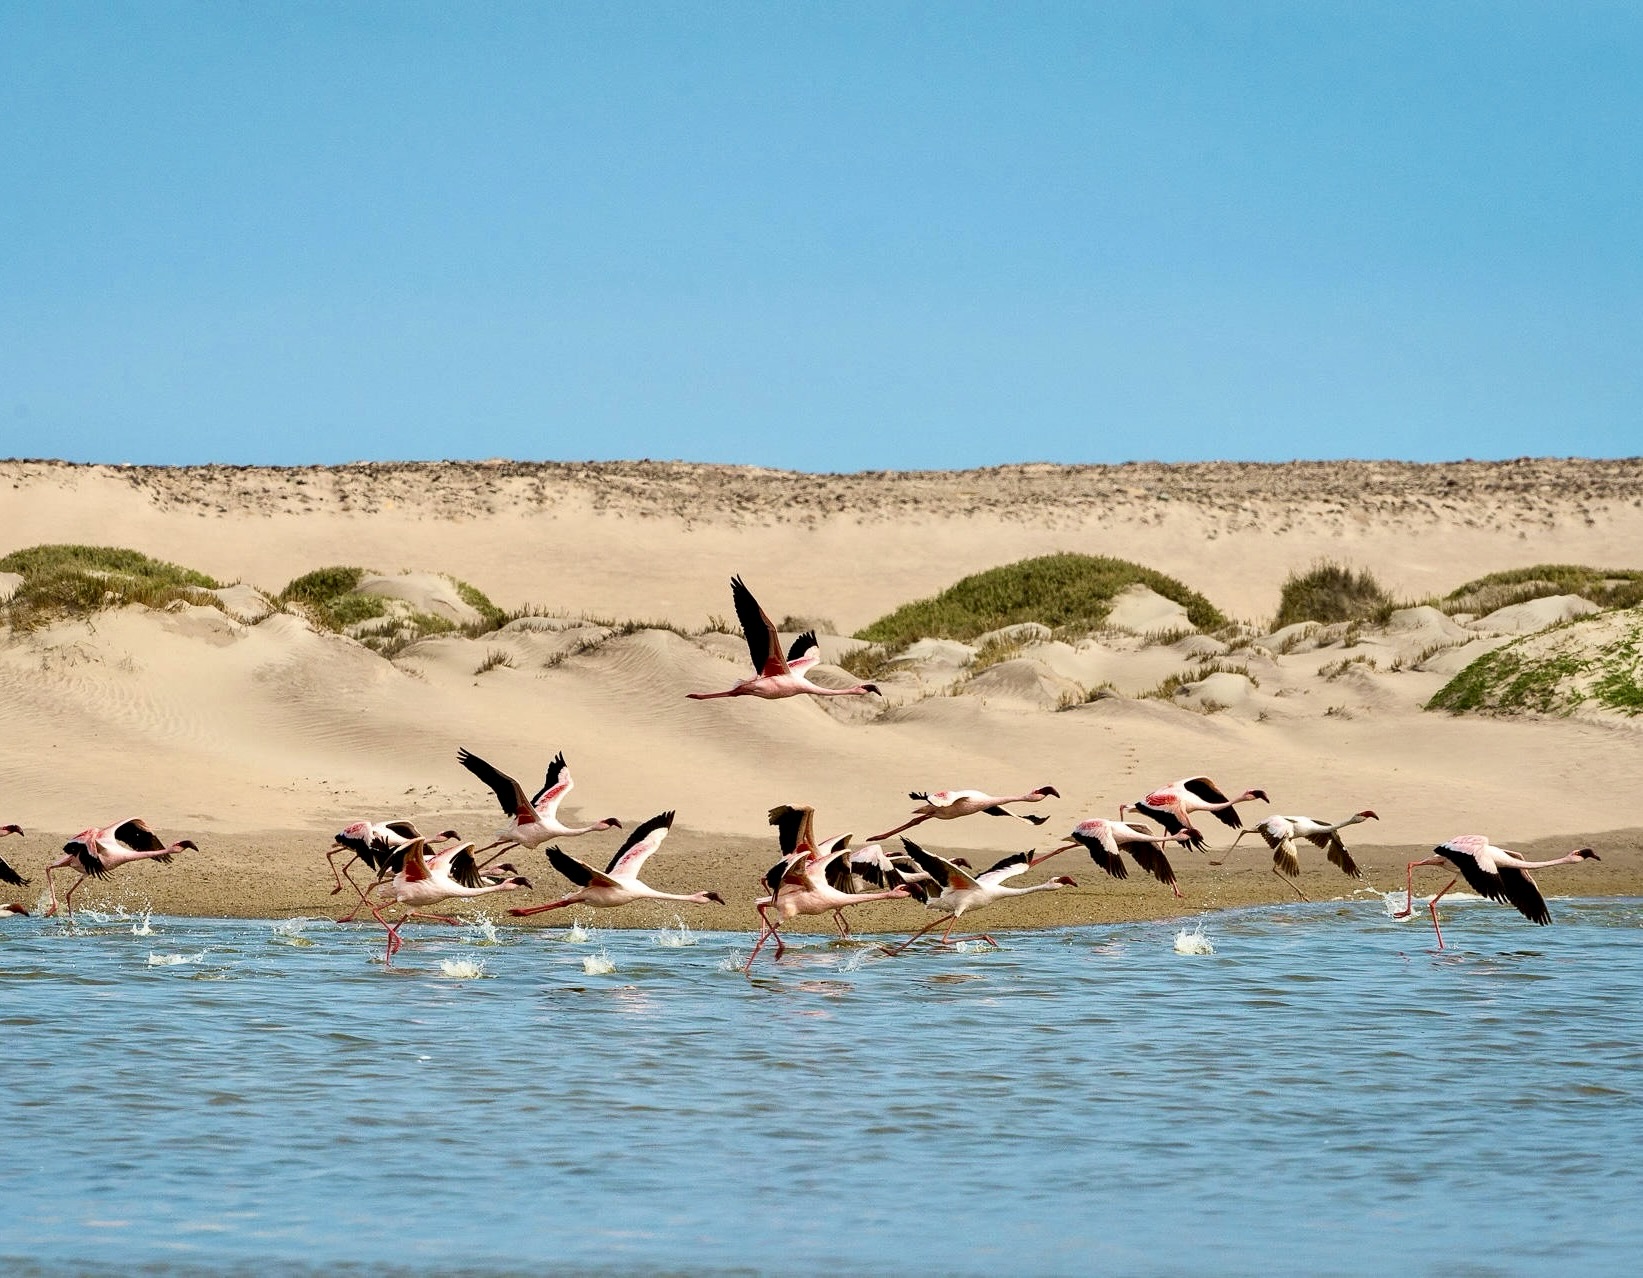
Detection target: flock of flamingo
<box><xmin>0</xmin><ymin>576</ymin><xmax>1604</xmax><ymax>964</ymax></box>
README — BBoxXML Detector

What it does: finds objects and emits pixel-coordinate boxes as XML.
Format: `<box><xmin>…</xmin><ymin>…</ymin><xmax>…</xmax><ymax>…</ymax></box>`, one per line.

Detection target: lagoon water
<box><xmin>4</xmin><ymin>898</ymin><xmax>1642</xmax><ymax>1276</ymax></box>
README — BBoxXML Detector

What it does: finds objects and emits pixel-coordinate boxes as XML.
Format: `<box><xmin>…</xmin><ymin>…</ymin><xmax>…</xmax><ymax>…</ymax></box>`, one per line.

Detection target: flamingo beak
<box><xmin>707</xmin><ymin>891</ymin><xmax>727</xmax><ymax>904</ymax></box>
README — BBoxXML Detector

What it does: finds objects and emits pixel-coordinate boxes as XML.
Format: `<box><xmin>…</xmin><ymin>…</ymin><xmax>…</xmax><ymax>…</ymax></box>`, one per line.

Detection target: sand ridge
<box><xmin>1</xmin><ymin>457</ymin><xmax>1639</xmax><ymax>932</ymax></box>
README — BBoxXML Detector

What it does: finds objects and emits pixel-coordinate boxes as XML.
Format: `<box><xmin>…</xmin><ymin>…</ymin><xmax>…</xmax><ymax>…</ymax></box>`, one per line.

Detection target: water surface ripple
<box><xmin>4</xmin><ymin>900</ymin><xmax>1642</xmax><ymax>1275</ymax></box>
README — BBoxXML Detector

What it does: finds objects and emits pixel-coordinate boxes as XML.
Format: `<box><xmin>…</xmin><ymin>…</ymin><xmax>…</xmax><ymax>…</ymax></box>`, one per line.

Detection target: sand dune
<box><xmin>0</xmin><ymin>458</ymin><xmax>1638</xmax><ymax>928</ymax></box>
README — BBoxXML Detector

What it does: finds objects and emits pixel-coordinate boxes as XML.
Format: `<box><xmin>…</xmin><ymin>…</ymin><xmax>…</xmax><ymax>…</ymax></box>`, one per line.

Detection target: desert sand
<box><xmin>1</xmin><ymin>457</ymin><xmax>1639</xmax><ymax>936</ymax></box>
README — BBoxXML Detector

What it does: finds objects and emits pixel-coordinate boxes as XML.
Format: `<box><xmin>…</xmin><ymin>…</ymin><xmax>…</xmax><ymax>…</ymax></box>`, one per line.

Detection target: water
<box><xmin>4</xmin><ymin>899</ymin><xmax>1642</xmax><ymax>1276</ymax></box>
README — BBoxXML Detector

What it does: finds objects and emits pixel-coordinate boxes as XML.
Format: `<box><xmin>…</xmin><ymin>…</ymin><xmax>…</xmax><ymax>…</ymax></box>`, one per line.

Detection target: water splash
<box><xmin>147</xmin><ymin>952</ymin><xmax>204</xmax><ymax>967</ymax></box>
<box><xmin>953</xmin><ymin>939</ymin><xmax>996</xmax><ymax>954</ymax></box>
<box><xmin>465</xmin><ymin>915</ymin><xmax>501</xmax><ymax>946</ymax></box>
<box><xmin>439</xmin><ymin>958</ymin><xmax>487</xmax><ymax>980</ymax></box>
<box><xmin>563</xmin><ymin>919</ymin><xmax>594</xmax><ymax>944</ymax></box>
<box><xmin>270</xmin><ymin>918</ymin><xmax>316</xmax><ymax>947</ymax></box>
<box><xmin>582</xmin><ymin>951</ymin><xmax>616</xmax><ymax>975</ymax></box>
<box><xmin>129</xmin><ymin>908</ymin><xmax>156</xmax><ymax>938</ymax></box>
<box><xmin>653</xmin><ymin>916</ymin><xmax>696</xmax><ymax>947</ymax></box>
<box><xmin>1173</xmin><ymin>924</ymin><xmax>1214</xmax><ymax>955</ymax></box>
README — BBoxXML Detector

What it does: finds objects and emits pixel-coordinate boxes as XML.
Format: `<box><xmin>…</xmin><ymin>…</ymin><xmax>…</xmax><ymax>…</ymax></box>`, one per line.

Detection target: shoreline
<box><xmin>10</xmin><ymin>826</ymin><xmax>1637</xmax><ymax>932</ymax></box>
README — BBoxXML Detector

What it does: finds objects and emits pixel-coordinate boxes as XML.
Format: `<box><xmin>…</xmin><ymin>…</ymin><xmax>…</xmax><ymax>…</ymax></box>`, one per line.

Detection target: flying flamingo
<box><xmin>765</xmin><ymin>803</ymin><xmax>916</xmax><ymax>937</ymax></box>
<box><xmin>1</xmin><ymin>823</ymin><xmax>26</xmax><ymax>892</ymax></box>
<box><xmin>362</xmin><ymin>838</ymin><xmax>532</xmax><ymax>965</ymax></box>
<box><xmin>44</xmin><ymin>819</ymin><xmax>197</xmax><ymax>920</ymax></box>
<box><xmin>508</xmin><ymin>811</ymin><xmax>726</xmax><ymax>921</ymax></box>
<box><xmin>327</xmin><ymin>819</ymin><xmax>461</xmax><ymax>911</ymax></box>
<box><xmin>1393</xmin><ymin>834</ymin><xmax>1600</xmax><ymax>949</ymax></box>
<box><xmin>687</xmin><ymin>576</ymin><xmax>881</xmax><ymax>701</ymax></box>
<box><xmin>458</xmin><ymin>748</ymin><xmax>622</xmax><ymax>863</ymax></box>
<box><xmin>1217</xmin><ymin>811</ymin><xmax>1378</xmax><ymax>899</ymax></box>
<box><xmin>745</xmin><ymin>843</ymin><xmax>913</xmax><ymax>971</ymax></box>
<box><xmin>1122</xmin><ymin>777</ymin><xmax>1269</xmax><ymax>852</ymax></box>
<box><xmin>870</xmin><ymin>785</ymin><xmax>1061</xmax><ymax>842</ymax></box>
<box><xmin>879</xmin><ymin>839</ymin><xmax>1077</xmax><ymax>955</ymax></box>
<box><xmin>1045</xmin><ymin>817</ymin><xmax>1194</xmax><ymax>898</ymax></box>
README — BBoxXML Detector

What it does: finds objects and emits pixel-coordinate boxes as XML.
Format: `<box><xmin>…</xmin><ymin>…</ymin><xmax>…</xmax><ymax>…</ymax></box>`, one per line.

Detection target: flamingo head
<box><xmin>1051</xmin><ymin>875</ymin><xmax>1078</xmax><ymax>888</ymax></box>
<box><xmin>1244</xmin><ymin>789</ymin><xmax>1270</xmax><ymax>804</ymax></box>
<box><xmin>601</xmin><ymin>817</ymin><xmax>624</xmax><ymax>830</ymax></box>
<box><xmin>703</xmin><ymin>890</ymin><xmax>727</xmax><ymax>905</ymax></box>
<box><xmin>1</xmin><ymin>824</ymin><xmax>22</xmax><ymax>836</ymax></box>
<box><xmin>436</xmin><ymin>828</ymin><xmax>461</xmax><ymax>842</ymax></box>
<box><xmin>1569</xmin><ymin>847</ymin><xmax>1600</xmax><ymax>862</ymax></box>
<box><xmin>862</xmin><ymin>683</ymin><xmax>882</xmax><ymax>696</ymax></box>
<box><xmin>2</xmin><ymin>902</ymin><xmax>28</xmax><ymax>915</ymax></box>
<box><xmin>1033</xmin><ymin>786</ymin><xmax>1061</xmax><ymax>799</ymax></box>
<box><xmin>173</xmin><ymin>840</ymin><xmax>200</xmax><ymax>853</ymax></box>
<box><xmin>1357</xmin><ymin>810</ymin><xmax>1380</xmax><ymax>821</ymax></box>
<box><xmin>504</xmin><ymin>875</ymin><xmax>533</xmax><ymax>889</ymax></box>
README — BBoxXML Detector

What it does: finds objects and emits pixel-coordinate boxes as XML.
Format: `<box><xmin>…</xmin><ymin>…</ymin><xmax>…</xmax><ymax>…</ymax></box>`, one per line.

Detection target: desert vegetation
<box><xmin>0</xmin><ymin>544</ymin><xmax>224</xmax><ymax>630</ymax></box>
<box><xmin>1270</xmin><ymin>561</ymin><xmax>1394</xmax><ymax>630</ymax></box>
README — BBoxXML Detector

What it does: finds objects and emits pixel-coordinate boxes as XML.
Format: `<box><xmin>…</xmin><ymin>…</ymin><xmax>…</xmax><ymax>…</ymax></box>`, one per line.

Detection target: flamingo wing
<box><xmin>1305</xmin><ymin>830</ymin><xmax>1362</xmax><ymax>878</ymax></box>
<box><xmin>1126</xmin><ymin>842</ymin><xmax>1178</xmax><ymax>890</ymax></box>
<box><xmin>767</xmin><ymin>805</ymin><xmax>817</xmax><ymax>857</ymax></box>
<box><xmin>785</xmin><ymin>631</ymin><xmax>820</xmax><ymax>673</ymax></box>
<box><xmin>1072</xmin><ymin>826</ymin><xmax>1128</xmax><ymax>880</ymax></box>
<box><xmin>1435</xmin><ymin>839</ymin><xmax>1549</xmax><ymax>922</ymax></box>
<box><xmin>546</xmin><ymin>845</ymin><xmax>619</xmax><ymax>890</ymax></box>
<box><xmin>899</xmin><ymin>839</ymin><xmax>980</xmax><ymax>892</ymax></box>
<box><xmin>604</xmin><ymin>811</ymin><xmax>675</xmax><ymax>879</ymax></box>
<box><xmin>458</xmin><ymin>748</ymin><xmax>534</xmax><ymax>822</ymax></box>
<box><xmin>530</xmin><ymin>752</ymin><xmax>573</xmax><ymax>812</ymax></box>
<box><xmin>1180</xmin><ymin>777</ymin><xmax>1232</xmax><ymax>805</ymax></box>
<box><xmin>441</xmin><ymin>846</ymin><xmax>484</xmax><ymax>890</ymax></box>
<box><xmin>1259</xmin><ymin>823</ymin><xmax>1302</xmax><ymax>878</ymax></box>
<box><xmin>977</xmin><ymin>850</ymin><xmax>1034</xmax><ymax>884</ymax></box>
<box><xmin>731</xmin><ymin>576</ymin><xmax>786</xmax><ymax>677</ymax></box>
<box><xmin>0</xmin><ymin>855</ymin><xmax>27</xmax><ymax>887</ymax></box>
<box><xmin>1134</xmin><ymin>802</ymin><xmax>1205</xmax><ymax>852</ymax></box>
<box><xmin>1493</xmin><ymin>866</ymin><xmax>1553</xmax><ymax>925</ymax></box>
<box><xmin>112</xmin><ymin>818</ymin><xmax>166</xmax><ymax>852</ymax></box>
<box><xmin>382</xmin><ymin>820</ymin><xmax>421</xmax><ymax>842</ymax></box>
<box><xmin>400</xmin><ymin>839</ymin><xmax>431</xmax><ymax>883</ymax></box>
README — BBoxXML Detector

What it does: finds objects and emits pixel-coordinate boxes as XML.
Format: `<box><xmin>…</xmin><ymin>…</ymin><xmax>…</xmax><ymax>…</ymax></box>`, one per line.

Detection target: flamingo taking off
<box><xmin>687</xmin><ymin>576</ymin><xmax>881</xmax><ymax>701</ymax></box>
<box><xmin>458</xmin><ymin>747</ymin><xmax>622</xmax><ymax>862</ymax></box>
<box><xmin>508</xmin><ymin>811</ymin><xmax>725</xmax><ymax>920</ymax></box>
<box><xmin>44</xmin><ymin>819</ymin><xmax>197</xmax><ymax>920</ymax></box>
<box><xmin>764</xmin><ymin>803</ymin><xmax>921</xmax><ymax>937</ymax></box>
<box><xmin>1</xmin><ymin>823</ymin><xmax>26</xmax><ymax>891</ymax></box>
<box><xmin>327</xmin><ymin>819</ymin><xmax>461</xmax><ymax>909</ymax></box>
<box><xmin>1217</xmin><ymin>811</ymin><xmax>1378</xmax><ymax>899</ymax></box>
<box><xmin>869</xmin><ymin>785</ymin><xmax>1061</xmax><ymax>842</ymax></box>
<box><xmin>745</xmin><ymin>842</ymin><xmax>913</xmax><ymax>971</ymax></box>
<box><xmin>361</xmin><ymin>838</ymin><xmax>532</xmax><ymax>965</ymax></box>
<box><xmin>1393</xmin><ymin>834</ymin><xmax>1600</xmax><ymax>949</ymax></box>
<box><xmin>880</xmin><ymin>839</ymin><xmax>1077</xmax><ymax>955</ymax></box>
<box><xmin>1122</xmin><ymin>777</ymin><xmax>1269</xmax><ymax>852</ymax></box>
<box><xmin>1046</xmin><ymin>817</ymin><xmax>1193</xmax><ymax>898</ymax></box>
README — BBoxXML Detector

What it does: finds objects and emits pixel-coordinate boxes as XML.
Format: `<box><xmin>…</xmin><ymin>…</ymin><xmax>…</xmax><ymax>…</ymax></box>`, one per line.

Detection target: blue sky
<box><xmin>2</xmin><ymin>2</ymin><xmax>1638</xmax><ymax>470</ymax></box>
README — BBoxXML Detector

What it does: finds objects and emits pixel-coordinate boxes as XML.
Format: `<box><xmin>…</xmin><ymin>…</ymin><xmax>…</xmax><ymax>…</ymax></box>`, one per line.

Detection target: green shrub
<box><xmin>1429</xmin><ymin>610</ymin><xmax>1643</xmax><ymax>716</ymax></box>
<box><xmin>0</xmin><ymin>544</ymin><xmax>222</xmax><ymax>628</ymax></box>
<box><xmin>855</xmin><ymin>554</ymin><xmax>1227</xmax><ymax>649</ymax></box>
<box><xmin>1439</xmin><ymin>564</ymin><xmax>1643</xmax><ymax>616</ymax></box>
<box><xmin>1271</xmin><ymin>561</ymin><xmax>1394</xmax><ymax>630</ymax></box>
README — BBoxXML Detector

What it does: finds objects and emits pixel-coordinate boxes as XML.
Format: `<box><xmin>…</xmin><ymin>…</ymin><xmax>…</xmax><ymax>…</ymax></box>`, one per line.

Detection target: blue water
<box><xmin>3</xmin><ymin>898</ymin><xmax>1642</xmax><ymax>1276</ymax></box>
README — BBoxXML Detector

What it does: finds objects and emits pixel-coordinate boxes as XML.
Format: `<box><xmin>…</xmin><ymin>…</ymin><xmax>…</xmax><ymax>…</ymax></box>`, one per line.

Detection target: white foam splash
<box><xmin>564</xmin><ymin>920</ymin><xmax>593</xmax><ymax>944</ymax></box>
<box><xmin>953</xmin><ymin>939</ymin><xmax>995</xmax><ymax>954</ymax></box>
<box><xmin>439</xmin><ymin>958</ymin><xmax>487</xmax><ymax>980</ymax></box>
<box><xmin>465</xmin><ymin>915</ymin><xmax>501</xmax><ymax>946</ymax></box>
<box><xmin>270</xmin><ymin>918</ymin><xmax>315</xmax><ymax>946</ymax></box>
<box><xmin>582</xmin><ymin>950</ymin><xmax>616</xmax><ymax>975</ymax></box>
<box><xmin>147</xmin><ymin>951</ymin><xmax>204</xmax><ymax>966</ymax></box>
<box><xmin>653</xmin><ymin>916</ymin><xmax>696</xmax><ymax>947</ymax></box>
<box><xmin>129</xmin><ymin>908</ymin><xmax>156</xmax><ymax>937</ymax></box>
<box><xmin>1173</xmin><ymin>925</ymin><xmax>1214</xmax><ymax>955</ymax></box>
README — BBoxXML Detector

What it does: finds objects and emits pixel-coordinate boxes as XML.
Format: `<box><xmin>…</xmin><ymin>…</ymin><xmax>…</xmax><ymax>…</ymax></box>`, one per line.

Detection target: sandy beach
<box><xmin>2</xmin><ymin>457</ymin><xmax>1639</xmax><ymax>932</ymax></box>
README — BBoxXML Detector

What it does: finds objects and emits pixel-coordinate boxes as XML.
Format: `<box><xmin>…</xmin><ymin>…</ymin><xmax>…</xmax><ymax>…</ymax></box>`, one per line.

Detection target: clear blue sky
<box><xmin>2</xmin><ymin>2</ymin><xmax>1638</xmax><ymax>469</ymax></box>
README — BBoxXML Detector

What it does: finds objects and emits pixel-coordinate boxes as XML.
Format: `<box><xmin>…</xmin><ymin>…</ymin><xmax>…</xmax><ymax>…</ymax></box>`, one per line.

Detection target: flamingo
<box><xmin>458</xmin><ymin>748</ymin><xmax>622</xmax><ymax>862</ymax></box>
<box><xmin>687</xmin><ymin>576</ymin><xmax>881</xmax><ymax>701</ymax></box>
<box><xmin>1</xmin><ymin>823</ymin><xmax>26</xmax><ymax>891</ymax></box>
<box><xmin>44</xmin><ymin>819</ymin><xmax>197</xmax><ymax>920</ymax></box>
<box><xmin>1217</xmin><ymin>811</ymin><xmax>1378</xmax><ymax>899</ymax></box>
<box><xmin>1045</xmin><ymin>817</ymin><xmax>1194</xmax><ymax>898</ymax></box>
<box><xmin>327</xmin><ymin>819</ymin><xmax>461</xmax><ymax>911</ymax></box>
<box><xmin>1393</xmin><ymin>834</ymin><xmax>1600</xmax><ymax>949</ymax></box>
<box><xmin>508</xmin><ymin>811</ymin><xmax>725</xmax><ymax>920</ymax></box>
<box><xmin>1122</xmin><ymin>777</ymin><xmax>1269</xmax><ymax>852</ymax></box>
<box><xmin>362</xmin><ymin>838</ymin><xmax>532</xmax><ymax>965</ymax></box>
<box><xmin>745</xmin><ymin>843</ymin><xmax>913</xmax><ymax>970</ymax></box>
<box><xmin>764</xmin><ymin>804</ymin><xmax>917</xmax><ymax>937</ymax></box>
<box><xmin>2</xmin><ymin>902</ymin><xmax>27</xmax><ymax>917</ymax></box>
<box><xmin>869</xmin><ymin>785</ymin><xmax>1061</xmax><ymax>842</ymax></box>
<box><xmin>880</xmin><ymin>839</ymin><xmax>1077</xmax><ymax>955</ymax></box>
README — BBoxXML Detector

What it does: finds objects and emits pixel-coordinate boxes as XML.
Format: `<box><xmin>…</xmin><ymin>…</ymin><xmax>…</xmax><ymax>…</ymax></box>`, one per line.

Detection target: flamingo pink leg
<box><xmin>507</xmin><ymin>898</ymin><xmax>574</xmax><ymax>919</ymax></box>
<box><xmin>1425</xmin><ymin>876</ymin><xmax>1459</xmax><ymax>950</ymax></box>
